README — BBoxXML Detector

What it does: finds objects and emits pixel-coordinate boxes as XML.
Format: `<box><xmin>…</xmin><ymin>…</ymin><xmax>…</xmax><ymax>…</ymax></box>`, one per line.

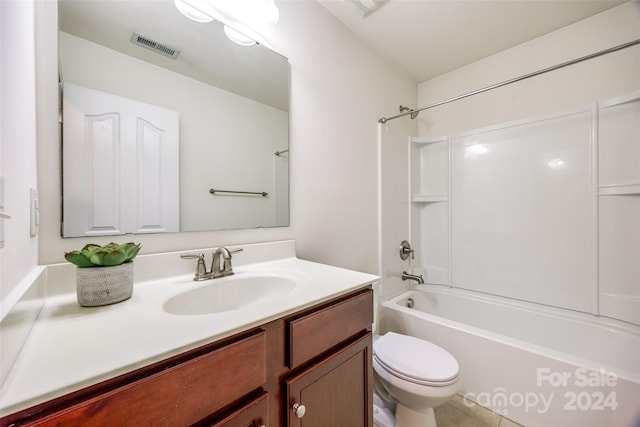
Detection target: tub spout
<box><xmin>402</xmin><ymin>271</ymin><xmax>424</xmax><ymax>284</ymax></box>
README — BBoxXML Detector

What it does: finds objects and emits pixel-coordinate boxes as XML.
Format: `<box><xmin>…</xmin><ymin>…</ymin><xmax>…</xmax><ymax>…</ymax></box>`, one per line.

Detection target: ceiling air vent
<box><xmin>130</xmin><ymin>32</ymin><xmax>180</xmax><ymax>59</ymax></box>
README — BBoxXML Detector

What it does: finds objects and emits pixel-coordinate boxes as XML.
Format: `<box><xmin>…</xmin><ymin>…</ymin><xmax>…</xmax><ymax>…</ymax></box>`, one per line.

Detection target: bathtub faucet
<box><xmin>402</xmin><ymin>271</ymin><xmax>424</xmax><ymax>284</ymax></box>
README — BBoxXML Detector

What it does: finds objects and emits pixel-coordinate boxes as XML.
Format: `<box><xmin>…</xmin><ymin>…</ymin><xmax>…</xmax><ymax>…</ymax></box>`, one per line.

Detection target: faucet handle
<box><xmin>180</xmin><ymin>253</ymin><xmax>208</xmax><ymax>280</ymax></box>
<box><xmin>399</xmin><ymin>240</ymin><xmax>415</xmax><ymax>260</ymax></box>
<box><xmin>180</xmin><ymin>252</ymin><xmax>205</xmax><ymax>261</ymax></box>
<box><xmin>229</xmin><ymin>248</ymin><xmax>243</xmax><ymax>255</ymax></box>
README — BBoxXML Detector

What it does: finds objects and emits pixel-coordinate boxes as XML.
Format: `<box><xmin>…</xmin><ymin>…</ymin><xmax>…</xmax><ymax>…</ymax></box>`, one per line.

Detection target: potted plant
<box><xmin>65</xmin><ymin>242</ymin><xmax>141</xmax><ymax>307</ymax></box>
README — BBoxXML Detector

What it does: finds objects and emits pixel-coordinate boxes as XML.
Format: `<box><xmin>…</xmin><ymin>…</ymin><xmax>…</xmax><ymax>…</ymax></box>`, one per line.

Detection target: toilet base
<box><xmin>373</xmin><ymin>389</ymin><xmax>396</xmax><ymax>427</ymax></box>
<box><xmin>395</xmin><ymin>403</ymin><xmax>437</xmax><ymax>427</ymax></box>
<box><xmin>373</xmin><ymin>404</ymin><xmax>395</xmax><ymax>427</ymax></box>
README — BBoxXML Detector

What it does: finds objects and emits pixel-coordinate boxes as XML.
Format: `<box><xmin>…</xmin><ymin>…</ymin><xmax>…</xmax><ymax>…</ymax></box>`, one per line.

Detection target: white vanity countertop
<box><xmin>0</xmin><ymin>241</ymin><xmax>379</xmax><ymax>416</ymax></box>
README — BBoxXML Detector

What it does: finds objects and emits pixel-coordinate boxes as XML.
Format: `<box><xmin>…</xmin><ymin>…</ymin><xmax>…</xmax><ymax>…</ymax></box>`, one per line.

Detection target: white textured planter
<box><xmin>76</xmin><ymin>262</ymin><xmax>134</xmax><ymax>307</ymax></box>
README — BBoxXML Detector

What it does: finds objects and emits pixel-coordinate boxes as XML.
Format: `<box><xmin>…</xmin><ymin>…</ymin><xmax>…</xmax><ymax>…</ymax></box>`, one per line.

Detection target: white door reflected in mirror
<box><xmin>63</xmin><ymin>83</ymin><xmax>179</xmax><ymax>237</ymax></box>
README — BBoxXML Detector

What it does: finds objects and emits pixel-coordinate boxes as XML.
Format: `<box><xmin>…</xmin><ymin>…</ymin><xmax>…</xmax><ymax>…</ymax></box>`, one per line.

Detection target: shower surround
<box><xmin>408</xmin><ymin>91</ymin><xmax>639</xmax><ymax>326</ymax></box>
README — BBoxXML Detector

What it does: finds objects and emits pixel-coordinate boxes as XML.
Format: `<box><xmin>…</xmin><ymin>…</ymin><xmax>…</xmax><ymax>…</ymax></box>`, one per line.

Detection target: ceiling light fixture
<box><xmin>210</xmin><ymin>0</ymin><xmax>279</xmax><ymax>27</ymax></box>
<box><xmin>224</xmin><ymin>25</ymin><xmax>257</xmax><ymax>46</ymax></box>
<box><xmin>174</xmin><ymin>0</ymin><xmax>214</xmax><ymax>23</ymax></box>
<box><xmin>174</xmin><ymin>0</ymin><xmax>280</xmax><ymax>46</ymax></box>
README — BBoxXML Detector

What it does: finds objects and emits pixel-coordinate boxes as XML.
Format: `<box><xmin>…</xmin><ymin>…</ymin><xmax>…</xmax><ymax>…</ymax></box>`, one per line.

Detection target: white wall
<box><xmin>270</xmin><ymin>2</ymin><xmax>417</xmax><ymax>270</ymax></box>
<box><xmin>31</xmin><ymin>0</ymin><xmax>417</xmax><ymax>285</ymax></box>
<box><xmin>0</xmin><ymin>1</ymin><xmax>39</xmax><ymax>303</ymax></box>
<box><xmin>417</xmin><ymin>2</ymin><xmax>640</xmax><ymax>136</ymax></box>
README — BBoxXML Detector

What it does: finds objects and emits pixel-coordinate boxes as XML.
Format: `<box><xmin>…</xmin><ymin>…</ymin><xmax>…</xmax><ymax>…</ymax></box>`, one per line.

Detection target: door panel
<box><xmin>285</xmin><ymin>334</ymin><xmax>372</xmax><ymax>427</ymax></box>
<box><xmin>62</xmin><ymin>83</ymin><xmax>179</xmax><ymax>236</ymax></box>
<box><xmin>378</xmin><ymin>124</ymin><xmax>412</xmax><ymax>299</ymax></box>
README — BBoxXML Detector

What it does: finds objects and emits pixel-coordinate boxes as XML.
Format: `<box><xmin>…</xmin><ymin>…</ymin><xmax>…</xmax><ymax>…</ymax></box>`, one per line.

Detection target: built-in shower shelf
<box><xmin>411</xmin><ymin>136</ymin><xmax>448</xmax><ymax>145</ymax></box>
<box><xmin>412</xmin><ymin>194</ymin><xmax>448</xmax><ymax>203</ymax></box>
<box><xmin>598</xmin><ymin>184</ymin><xmax>640</xmax><ymax>196</ymax></box>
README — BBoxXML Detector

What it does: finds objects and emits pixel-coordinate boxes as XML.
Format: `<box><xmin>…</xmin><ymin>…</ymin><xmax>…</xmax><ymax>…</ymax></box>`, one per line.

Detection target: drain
<box><xmin>406</xmin><ymin>298</ymin><xmax>414</xmax><ymax>308</ymax></box>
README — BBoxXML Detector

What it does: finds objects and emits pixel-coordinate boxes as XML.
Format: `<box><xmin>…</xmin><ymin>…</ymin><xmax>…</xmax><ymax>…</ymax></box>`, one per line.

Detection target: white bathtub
<box><xmin>379</xmin><ymin>286</ymin><xmax>640</xmax><ymax>427</ymax></box>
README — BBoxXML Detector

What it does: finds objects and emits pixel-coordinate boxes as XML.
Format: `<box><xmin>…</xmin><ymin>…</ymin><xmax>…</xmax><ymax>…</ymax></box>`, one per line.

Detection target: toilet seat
<box><xmin>373</xmin><ymin>332</ymin><xmax>459</xmax><ymax>387</ymax></box>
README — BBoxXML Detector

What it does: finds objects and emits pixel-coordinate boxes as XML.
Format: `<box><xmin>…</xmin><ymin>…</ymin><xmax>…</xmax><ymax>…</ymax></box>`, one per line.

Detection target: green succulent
<box><xmin>65</xmin><ymin>242</ymin><xmax>141</xmax><ymax>268</ymax></box>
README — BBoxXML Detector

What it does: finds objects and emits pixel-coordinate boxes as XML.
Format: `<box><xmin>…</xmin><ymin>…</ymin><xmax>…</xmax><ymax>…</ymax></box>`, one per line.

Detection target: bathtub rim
<box><xmin>381</xmin><ymin>286</ymin><xmax>640</xmax><ymax>384</ymax></box>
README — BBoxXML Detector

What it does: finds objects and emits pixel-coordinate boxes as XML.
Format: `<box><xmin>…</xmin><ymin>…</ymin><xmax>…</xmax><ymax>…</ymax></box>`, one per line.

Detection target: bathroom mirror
<box><xmin>58</xmin><ymin>0</ymin><xmax>289</xmax><ymax>237</ymax></box>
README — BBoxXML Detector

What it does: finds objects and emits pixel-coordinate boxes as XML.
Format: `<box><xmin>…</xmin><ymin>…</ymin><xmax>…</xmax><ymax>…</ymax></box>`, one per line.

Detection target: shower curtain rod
<box><xmin>378</xmin><ymin>38</ymin><xmax>640</xmax><ymax>123</ymax></box>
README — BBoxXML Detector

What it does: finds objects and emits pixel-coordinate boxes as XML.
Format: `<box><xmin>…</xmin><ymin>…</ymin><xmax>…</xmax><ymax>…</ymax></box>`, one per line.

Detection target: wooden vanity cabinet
<box><xmin>1</xmin><ymin>287</ymin><xmax>373</xmax><ymax>427</ymax></box>
<box><xmin>283</xmin><ymin>288</ymin><xmax>374</xmax><ymax>427</ymax></box>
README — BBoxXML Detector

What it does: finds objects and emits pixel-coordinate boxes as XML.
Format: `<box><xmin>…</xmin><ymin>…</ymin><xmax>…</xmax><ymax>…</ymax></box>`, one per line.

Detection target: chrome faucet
<box><xmin>402</xmin><ymin>271</ymin><xmax>424</xmax><ymax>284</ymax></box>
<box><xmin>181</xmin><ymin>247</ymin><xmax>243</xmax><ymax>281</ymax></box>
<box><xmin>211</xmin><ymin>247</ymin><xmax>236</xmax><ymax>278</ymax></box>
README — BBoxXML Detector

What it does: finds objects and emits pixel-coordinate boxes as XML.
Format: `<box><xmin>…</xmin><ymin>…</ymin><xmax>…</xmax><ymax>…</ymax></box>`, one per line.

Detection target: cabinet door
<box><xmin>285</xmin><ymin>333</ymin><xmax>372</xmax><ymax>427</ymax></box>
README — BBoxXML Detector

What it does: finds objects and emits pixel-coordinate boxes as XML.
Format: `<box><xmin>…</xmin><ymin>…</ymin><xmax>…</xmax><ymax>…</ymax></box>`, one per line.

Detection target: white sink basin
<box><xmin>163</xmin><ymin>274</ymin><xmax>297</xmax><ymax>315</ymax></box>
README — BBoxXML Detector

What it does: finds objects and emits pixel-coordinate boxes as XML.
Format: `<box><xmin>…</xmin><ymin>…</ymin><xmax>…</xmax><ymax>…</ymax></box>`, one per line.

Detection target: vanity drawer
<box><xmin>287</xmin><ymin>288</ymin><xmax>373</xmax><ymax>368</ymax></box>
<box><xmin>30</xmin><ymin>332</ymin><xmax>266</xmax><ymax>426</ymax></box>
<box><xmin>209</xmin><ymin>392</ymin><xmax>269</xmax><ymax>427</ymax></box>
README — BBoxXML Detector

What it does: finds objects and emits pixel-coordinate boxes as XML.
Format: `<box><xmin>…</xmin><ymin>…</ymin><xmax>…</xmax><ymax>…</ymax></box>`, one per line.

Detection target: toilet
<box><xmin>373</xmin><ymin>332</ymin><xmax>460</xmax><ymax>427</ymax></box>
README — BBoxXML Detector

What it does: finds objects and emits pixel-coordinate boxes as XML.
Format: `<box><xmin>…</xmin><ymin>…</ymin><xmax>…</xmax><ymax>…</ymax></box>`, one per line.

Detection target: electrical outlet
<box><xmin>30</xmin><ymin>188</ymin><xmax>39</xmax><ymax>237</ymax></box>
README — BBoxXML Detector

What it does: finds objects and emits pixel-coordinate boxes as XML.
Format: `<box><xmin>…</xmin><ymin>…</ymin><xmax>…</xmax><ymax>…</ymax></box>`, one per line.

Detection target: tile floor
<box><xmin>373</xmin><ymin>394</ymin><xmax>524</xmax><ymax>427</ymax></box>
<box><xmin>434</xmin><ymin>395</ymin><xmax>524</xmax><ymax>427</ymax></box>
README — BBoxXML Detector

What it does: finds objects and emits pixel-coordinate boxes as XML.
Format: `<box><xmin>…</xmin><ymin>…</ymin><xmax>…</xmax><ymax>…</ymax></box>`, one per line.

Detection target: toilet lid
<box><xmin>374</xmin><ymin>332</ymin><xmax>459</xmax><ymax>383</ymax></box>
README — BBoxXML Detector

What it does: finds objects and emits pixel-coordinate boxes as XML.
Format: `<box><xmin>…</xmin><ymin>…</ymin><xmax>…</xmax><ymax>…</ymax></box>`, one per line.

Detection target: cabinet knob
<box><xmin>292</xmin><ymin>403</ymin><xmax>306</xmax><ymax>419</ymax></box>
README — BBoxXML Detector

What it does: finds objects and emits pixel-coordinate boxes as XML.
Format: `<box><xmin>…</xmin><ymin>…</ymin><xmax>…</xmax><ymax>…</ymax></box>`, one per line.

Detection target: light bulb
<box><xmin>262</xmin><ymin>0</ymin><xmax>279</xmax><ymax>27</ymax></box>
<box><xmin>174</xmin><ymin>0</ymin><xmax>213</xmax><ymax>23</ymax></box>
<box><xmin>224</xmin><ymin>25</ymin><xmax>256</xmax><ymax>46</ymax></box>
